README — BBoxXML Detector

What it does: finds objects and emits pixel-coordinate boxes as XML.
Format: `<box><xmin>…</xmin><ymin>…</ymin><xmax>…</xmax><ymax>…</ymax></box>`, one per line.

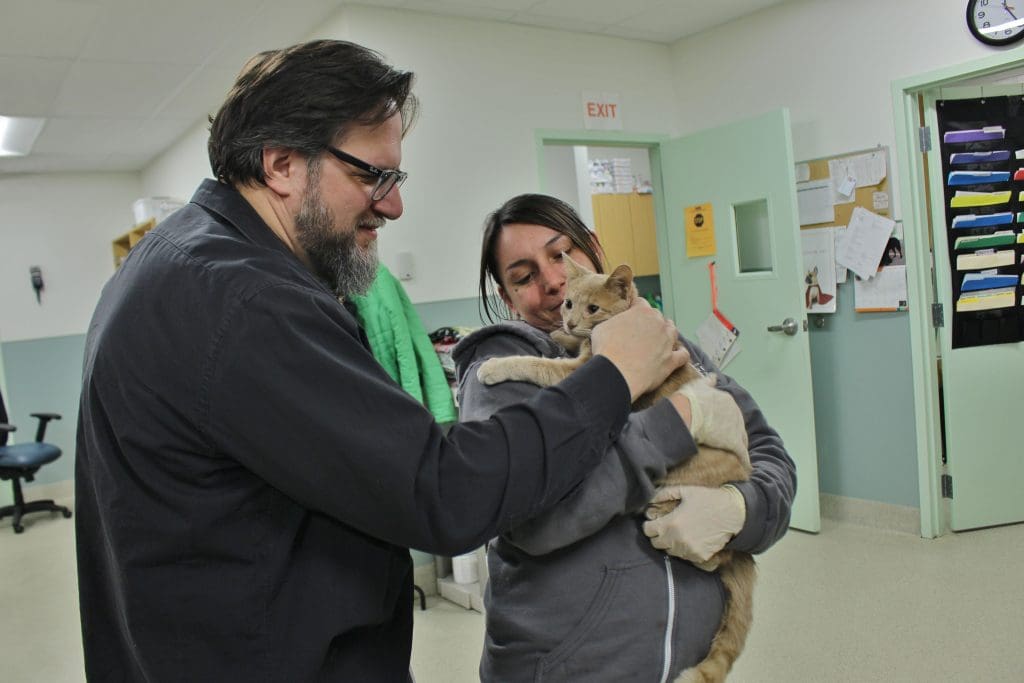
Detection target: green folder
<box><xmin>954</xmin><ymin>231</ymin><xmax>1017</xmax><ymax>250</ymax></box>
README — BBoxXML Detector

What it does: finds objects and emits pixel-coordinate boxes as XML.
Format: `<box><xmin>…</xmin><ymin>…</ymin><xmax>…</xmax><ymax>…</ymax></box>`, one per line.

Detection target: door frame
<box><xmin>892</xmin><ymin>48</ymin><xmax>1024</xmax><ymax>539</ymax></box>
<box><xmin>533</xmin><ymin>130</ymin><xmax>677</xmax><ymax>316</ymax></box>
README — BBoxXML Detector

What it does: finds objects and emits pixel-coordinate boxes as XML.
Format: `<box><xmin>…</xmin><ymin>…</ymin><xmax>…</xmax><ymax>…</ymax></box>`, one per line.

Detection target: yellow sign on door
<box><xmin>685</xmin><ymin>204</ymin><xmax>716</xmax><ymax>258</ymax></box>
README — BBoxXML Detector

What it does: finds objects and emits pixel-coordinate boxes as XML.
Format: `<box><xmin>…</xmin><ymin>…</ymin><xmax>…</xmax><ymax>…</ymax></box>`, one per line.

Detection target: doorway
<box><xmin>894</xmin><ymin>53</ymin><xmax>1024</xmax><ymax>538</ymax></box>
<box><xmin>541</xmin><ymin>142</ymin><xmax>665</xmax><ymax>308</ymax></box>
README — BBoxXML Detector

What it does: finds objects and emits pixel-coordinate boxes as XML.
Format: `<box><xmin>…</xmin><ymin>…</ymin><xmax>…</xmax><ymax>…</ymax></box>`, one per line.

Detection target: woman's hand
<box><xmin>591</xmin><ymin>298</ymin><xmax>689</xmax><ymax>402</ymax></box>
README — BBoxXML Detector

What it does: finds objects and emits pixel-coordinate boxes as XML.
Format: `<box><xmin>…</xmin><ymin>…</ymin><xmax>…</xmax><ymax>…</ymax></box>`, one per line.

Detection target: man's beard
<box><xmin>295</xmin><ymin>170</ymin><xmax>379</xmax><ymax>299</ymax></box>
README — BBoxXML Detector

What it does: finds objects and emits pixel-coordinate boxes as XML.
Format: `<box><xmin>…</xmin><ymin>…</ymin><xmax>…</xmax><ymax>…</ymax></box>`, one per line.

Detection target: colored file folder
<box><xmin>950</xmin><ymin>150</ymin><xmax>1010</xmax><ymax>164</ymax></box>
<box><xmin>951</xmin><ymin>212</ymin><xmax>1013</xmax><ymax>228</ymax></box>
<box><xmin>944</xmin><ymin>126</ymin><xmax>1006</xmax><ymax>143</ymax></box>
<box><xmin>948</xmin><ymin>171</ymin><xmax>1010</xmax><ymax>185</ymax></box>
<box><xmin>954</xmin><ymin>231</ymin><xmax>1017</xmax><ymax>250</ymax></box>
<box><xmin>961</xmin><ymin>273</ymin><xmax>1018</xmax><ymax>292</ymax></box>
<box><xmin>956</xmin><ymin>288</ymin><xmax>1015</xmax><ymax>312</ymax></box>
<box><xmin>955</xmin><ymin>249</ymin><xmax>1014</xmax><ymax>270</ymax></box>
<box><xmin>950</xmin><ymin>190</ymin><xmax>1011</xmax><ymax>208</ymax></box>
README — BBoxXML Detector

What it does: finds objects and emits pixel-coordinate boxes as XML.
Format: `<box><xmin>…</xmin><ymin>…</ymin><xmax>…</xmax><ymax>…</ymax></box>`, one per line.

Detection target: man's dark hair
<box><xmin>478</xmin><ymin>193</ymin><xmax>605</xmax><ymax>324</ymax></box>
<box><xmin>208</xmin><ymin>40</ymin><xmax>417</xmax><ymax>186</ymax></box>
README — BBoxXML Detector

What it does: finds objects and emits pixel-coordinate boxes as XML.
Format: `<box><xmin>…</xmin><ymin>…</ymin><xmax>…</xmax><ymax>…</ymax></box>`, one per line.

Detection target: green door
<box><xmin>923</xmin><ymin>88</ymin><xmax>1024</xmax><ymax>531</ymax></box>
<box><xmin>659</xmin><ymin>109</ymin><xmax>821</xmax><ymax>532</ymax></box>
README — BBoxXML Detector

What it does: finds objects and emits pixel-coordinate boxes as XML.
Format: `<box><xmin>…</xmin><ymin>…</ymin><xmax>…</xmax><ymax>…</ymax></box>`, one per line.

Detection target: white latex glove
<box><xmin>677</xmin><ymin>376</ymin><xmax>750</xmax><ymax>467</ymax></box>
<box><xmin>643</xmin><ymin>484</ymin><xmax>746</xmax><ymax>570</ymax></box>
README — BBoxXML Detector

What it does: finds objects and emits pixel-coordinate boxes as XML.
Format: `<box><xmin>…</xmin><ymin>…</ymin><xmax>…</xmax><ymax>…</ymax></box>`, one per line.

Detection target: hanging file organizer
<box><xmin>937</xmin><ymin>95</ymin><xmax>1024</xmax><ymax>348</ymax></box>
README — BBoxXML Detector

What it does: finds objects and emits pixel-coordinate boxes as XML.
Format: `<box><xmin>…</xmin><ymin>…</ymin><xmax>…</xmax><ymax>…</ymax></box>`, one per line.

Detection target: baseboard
<box><xmin>819</xmin><ymin>493</ymin><xmax>919</xmax><ymax>535</ymax></box>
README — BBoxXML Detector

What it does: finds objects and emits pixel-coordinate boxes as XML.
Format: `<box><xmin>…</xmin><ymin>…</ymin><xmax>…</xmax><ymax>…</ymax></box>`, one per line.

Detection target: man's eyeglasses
<box><xmin>325</xmin><ymin>147</ymin><xmax>407</xmax><ymax>201</ymax></box>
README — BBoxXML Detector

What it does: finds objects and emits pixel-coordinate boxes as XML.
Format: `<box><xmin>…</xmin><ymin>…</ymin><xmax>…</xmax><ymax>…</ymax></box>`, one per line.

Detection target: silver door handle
<box><xmin>767</xmin><ymin>317</ymin><xmax>798</xmax><ymax>336</ymax></box>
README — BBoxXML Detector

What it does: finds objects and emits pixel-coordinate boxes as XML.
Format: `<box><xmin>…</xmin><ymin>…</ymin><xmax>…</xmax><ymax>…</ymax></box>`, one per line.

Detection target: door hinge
<box><xmin>941</xmin><ymin>474</ymin><xmax>953</xmax><ymax>499</ymax></box>
<box><xmin>931</xmin><ymin>303</ymin><xmax>944</xmax><ymax>328</ymax></box>
<box><xmin>919</xmin><ymin>126</ymin><xmax>932</xmax><ymax>152</ymax></box>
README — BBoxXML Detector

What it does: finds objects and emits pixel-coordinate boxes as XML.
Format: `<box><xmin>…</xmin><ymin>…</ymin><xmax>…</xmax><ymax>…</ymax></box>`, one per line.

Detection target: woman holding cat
<box><xmin>453</xmin><ymin>193</ymin><xmax>796</xmax><ymax>682</ymax></box>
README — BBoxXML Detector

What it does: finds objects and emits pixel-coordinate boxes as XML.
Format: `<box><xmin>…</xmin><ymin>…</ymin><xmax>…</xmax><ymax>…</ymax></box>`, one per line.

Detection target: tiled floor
<box><xmin>4</xmin><ymin>493</ymin><xmax>1024</xmax><ymax>682</ymax></box>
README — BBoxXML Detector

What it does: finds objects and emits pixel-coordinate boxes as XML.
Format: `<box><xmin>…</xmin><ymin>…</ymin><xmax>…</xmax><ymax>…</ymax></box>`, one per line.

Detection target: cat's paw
<box><xmin>477</xmin><ymin>358</ymin><xmax>513</xmax><ymax>386</ymax></box>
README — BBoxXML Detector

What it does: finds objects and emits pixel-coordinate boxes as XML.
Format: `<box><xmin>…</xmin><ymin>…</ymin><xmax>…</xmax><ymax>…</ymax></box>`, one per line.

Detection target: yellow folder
<box><xmin>950</xmin><ymin>190</ymin><xmax>1012</xmax><ymax>208</ymax></box>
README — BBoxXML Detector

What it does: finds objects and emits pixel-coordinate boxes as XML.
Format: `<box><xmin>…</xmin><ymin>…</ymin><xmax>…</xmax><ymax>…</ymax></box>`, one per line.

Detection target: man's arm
<box><xmin>203</xmin><ymin>285</ymin><xmax>649</xmax><ymax>556</ymax></box>
<box><xmin>456</xmin><ymin>331</ymin><xmax>698</xmax><ymax>556</ymax></box>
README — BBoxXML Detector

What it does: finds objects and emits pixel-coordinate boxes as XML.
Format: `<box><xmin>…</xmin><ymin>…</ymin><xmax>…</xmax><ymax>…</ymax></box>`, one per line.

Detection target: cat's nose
<box><xmin>566</xmin><ymin>321</ymin><xmax>576</xmax><ymax>330</ymax></box>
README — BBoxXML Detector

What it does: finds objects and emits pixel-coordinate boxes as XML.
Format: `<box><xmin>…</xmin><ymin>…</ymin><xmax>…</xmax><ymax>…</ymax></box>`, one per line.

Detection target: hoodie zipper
<box><xmin>658</xmin><ymin>555</ymin><xmax>676</xmax><ymax>683</ymax></box>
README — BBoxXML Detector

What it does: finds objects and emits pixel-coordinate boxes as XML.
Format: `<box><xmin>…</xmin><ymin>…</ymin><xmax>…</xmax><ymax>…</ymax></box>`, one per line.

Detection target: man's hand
<box><xmin>643</xmin><ymin>484</ymin><xmax>746</xmax><ymax>570</ymax></box>
<box><xmin>591</xmin><ymin>298</ymin><xmax>689</xmax><ymax>402</ymax></box>
<box><xmin>675</xmin><ymin>376</ymin><xmax>749</xmax><ymax>465</ymax></box>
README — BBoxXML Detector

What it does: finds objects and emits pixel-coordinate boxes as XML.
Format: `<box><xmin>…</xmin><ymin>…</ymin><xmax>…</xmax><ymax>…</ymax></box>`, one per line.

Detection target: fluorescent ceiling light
<box><xmin>0</xmin><ymin>116</ymin><xmax>46</xmax><ymax>157</ymax></box>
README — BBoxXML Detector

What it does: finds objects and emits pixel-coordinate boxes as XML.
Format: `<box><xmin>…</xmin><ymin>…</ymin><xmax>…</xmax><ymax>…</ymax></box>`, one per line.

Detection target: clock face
<box><xmin>968</xmin><ymin>0</ymin><xmax>1024</xmax><ymax>45</ymax></box>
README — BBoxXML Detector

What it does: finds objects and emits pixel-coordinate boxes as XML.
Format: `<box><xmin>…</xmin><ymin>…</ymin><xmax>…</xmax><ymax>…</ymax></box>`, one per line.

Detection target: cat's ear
<box><xmin>562</xmin><ymin>252</ymin><xmax>591</xmax><ymax>277</ymax></box>
<box><xmin>607</xmin><ymin>264</ymin><xmax>635</xmax><ymax>300</ymax></box>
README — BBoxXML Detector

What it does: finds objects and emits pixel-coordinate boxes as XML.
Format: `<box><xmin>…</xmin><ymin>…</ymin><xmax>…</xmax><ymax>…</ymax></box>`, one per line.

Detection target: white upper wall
<box><xmin>669</xmin><ymin>0</ymin><xmax>998</xmax><ymax>196</ymax></box>
<box><xmin>144</xmin><ymin>5</ymin><xmax>678</xmax><ymax>304</ymax></box>
<box><xmin>0</xmin><ymin>173</ymin><xmax>141</xmax><ymax>343</ymax></box>
<box><xmin>6</xmin><ymin>0</ymin><xmax>1013</xmax><ymax>343</ymax></box>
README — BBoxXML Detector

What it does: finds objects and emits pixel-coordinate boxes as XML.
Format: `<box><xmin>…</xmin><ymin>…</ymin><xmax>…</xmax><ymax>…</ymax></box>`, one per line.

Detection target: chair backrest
<box><xmin>0</xmin><ymin>386</ymin><xmax>9</xmax><ymax>447</ymax></box>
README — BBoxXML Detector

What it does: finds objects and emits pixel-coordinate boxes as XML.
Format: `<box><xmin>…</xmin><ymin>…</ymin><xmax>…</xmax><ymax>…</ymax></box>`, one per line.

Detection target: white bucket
<box><xmin>451</xmin><ymin>552</ymin><xmax>479</xmax><ymax>584</ymax></box>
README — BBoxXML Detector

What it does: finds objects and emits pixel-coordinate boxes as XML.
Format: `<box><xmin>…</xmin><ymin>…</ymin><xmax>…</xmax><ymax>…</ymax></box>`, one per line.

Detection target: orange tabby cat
<box><xmin>477</xmin><ymin>254</ymin><xmax>755</xmax><ymax>683</ymax></box>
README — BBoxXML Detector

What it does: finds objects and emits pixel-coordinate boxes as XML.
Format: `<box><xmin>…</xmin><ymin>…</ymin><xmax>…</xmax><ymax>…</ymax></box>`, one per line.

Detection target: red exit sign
<box><xmin>582</xmin><ymin>91</ymin><xmax>622</xmax><ymax>130</ymax></box>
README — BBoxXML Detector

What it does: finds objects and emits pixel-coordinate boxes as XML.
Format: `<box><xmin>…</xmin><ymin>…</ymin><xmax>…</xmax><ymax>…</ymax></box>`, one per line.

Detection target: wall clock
<box><xmin>967</xmin><ymin>1</ymin><xmax>1024</xmax><ymax>46</ymax></box>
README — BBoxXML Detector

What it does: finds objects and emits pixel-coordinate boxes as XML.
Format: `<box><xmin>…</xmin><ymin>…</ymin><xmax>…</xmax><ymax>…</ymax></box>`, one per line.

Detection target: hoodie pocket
<box><xmin>534</xmin><ymin>559</ymin><xmax>666</xmax><ymax>682</ymax></box>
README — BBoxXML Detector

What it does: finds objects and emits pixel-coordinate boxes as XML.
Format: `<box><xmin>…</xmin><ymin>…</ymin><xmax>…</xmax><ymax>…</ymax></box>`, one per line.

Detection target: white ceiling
<box><xmin>0</xmin><ymin>0</ymin><xmax>790</xmax><ymax>175</ymax></box>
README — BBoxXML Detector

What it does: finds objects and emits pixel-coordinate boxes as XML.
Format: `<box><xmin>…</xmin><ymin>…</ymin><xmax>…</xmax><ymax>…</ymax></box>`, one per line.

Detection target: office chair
<box><xmin>0</xmin><ymin>387</ymin><xmax>72</xmax><ymax>533</ymax></box>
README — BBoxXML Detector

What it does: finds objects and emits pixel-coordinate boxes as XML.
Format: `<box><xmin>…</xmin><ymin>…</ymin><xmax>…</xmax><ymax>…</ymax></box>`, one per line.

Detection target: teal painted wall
<box><xmin>1</xmin><ymin>334</ymin><xmax>85</xmax><ymax>508</ymax></box>
<box><xmin>0</xmin><ymin>289</ymin><xmax>921</xmax><ymax>514</ymax></box>
<box><xmin>807</xmin><ymin>284</ymin><xmax>919</xmax><ymax>507</ymax></box>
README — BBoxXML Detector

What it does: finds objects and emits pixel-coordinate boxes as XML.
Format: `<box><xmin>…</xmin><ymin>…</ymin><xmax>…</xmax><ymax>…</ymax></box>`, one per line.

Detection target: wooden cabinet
<box><xmin>590</xmin><ymin>193</ymin><xmax>659</xmax><ymax>276</ymax></box>
<box><xmin>111</xmin><ymin>219</ymin><xmax>156</xmax><ymax>268</ymax></box>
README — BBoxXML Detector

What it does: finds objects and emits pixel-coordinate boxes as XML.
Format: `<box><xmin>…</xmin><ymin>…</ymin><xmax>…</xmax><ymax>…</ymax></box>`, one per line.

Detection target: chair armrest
<box><xmin>29</xmin><ymin>413</ymin><xmax>61</xmax><ymax>442</ymax></box>
<box><xmin>0</xmin><ymin>423</ymin><xmax>15</xmax><ymax>434</ymax></box>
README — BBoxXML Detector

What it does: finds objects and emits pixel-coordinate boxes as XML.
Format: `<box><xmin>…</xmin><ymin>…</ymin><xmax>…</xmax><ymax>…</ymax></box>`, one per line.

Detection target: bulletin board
<box><xmin>797</xmin><ymin>146</ymin><xmax>892</xmax><ymax>228</ymax></box>
<box><xmin>796</xmin><ymin>147</ymin><xmax>905</xmax><ymax>314</ymax></box>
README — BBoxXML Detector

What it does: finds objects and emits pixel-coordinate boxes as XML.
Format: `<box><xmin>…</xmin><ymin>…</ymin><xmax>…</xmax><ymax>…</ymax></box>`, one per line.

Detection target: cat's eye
<box><xmin>564</xmin><ymin>299</ymin><xmax>573</xmax><ymax>310</ymax></box>
<box><xmin>587</xmin><ymin>304</ymin><xmax>600</xmax><ymax>314</ymax></box>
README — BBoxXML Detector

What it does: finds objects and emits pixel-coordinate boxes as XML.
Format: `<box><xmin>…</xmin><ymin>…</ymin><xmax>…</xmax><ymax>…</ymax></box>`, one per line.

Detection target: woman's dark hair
<box><xmin>208</xmin><ymin>40</ymin><xmax>418</xmax><ymax>186</ymax></box>
<box><xmin>478</xmin><ymin>194</ymin><xmax>604</xmax><ymax>323</ymax></box>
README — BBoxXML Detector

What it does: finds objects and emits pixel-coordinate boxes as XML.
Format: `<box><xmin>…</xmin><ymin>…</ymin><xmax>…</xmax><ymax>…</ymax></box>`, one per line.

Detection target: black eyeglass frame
<box><xmin>325</xmin><ymin>146</ymin><xmax>407</xmax><ymax>201</ymax></box>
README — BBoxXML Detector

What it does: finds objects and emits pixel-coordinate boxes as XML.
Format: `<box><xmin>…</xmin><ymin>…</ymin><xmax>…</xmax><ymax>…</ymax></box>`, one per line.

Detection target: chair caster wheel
<box><xmin>62</xmin><ymin>510</ymin><xmax>72</xmax><ymax>518</ymax></box>
<box><xmin>14</xmin><ymin>524</ymin><xmax>24</xmax><ymax>534</ymax></box>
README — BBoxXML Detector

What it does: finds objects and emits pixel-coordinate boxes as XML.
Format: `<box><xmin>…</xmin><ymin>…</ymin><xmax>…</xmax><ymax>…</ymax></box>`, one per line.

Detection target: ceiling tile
<box><xmin>78</xmin><ymin>0</ymin><xmax>261</xmax><ymax>65</ymax></box>
<box><xmin>0</xmin><ymin>57</ymin><xmax>73</xmax><ymax>116</ymax></box>
<box><xmin>208</xmin><ymin>0</ymin><xmax>347</xmax><ymax>69</ymax></box>
<box><xmin>383</xmin><ymin>1</ymin><xmax>519</xmax><ymax>22</ymax></box>
<box><xmin>0</xmin><ymin>0</ymin><xmax>102</xmax><ymax>59</ymax></box>
<box><xmin>51</xmin><ymin>60</ymin><xmax>195</xmax><ymax>118</ymax></box>
<box><xmin>30</xmin><ymin>117</ymin><xmax>144</xmax><ymax>156</ymax></box>
<box><xmin>154</xmin><ymin>66</ymin><xmax>240</xmax><ymax>120</ymax></box>
<box><xmin>399</xmin><ymin>0</ymin><xmax>537</xmax><ymax>12</ymax></box>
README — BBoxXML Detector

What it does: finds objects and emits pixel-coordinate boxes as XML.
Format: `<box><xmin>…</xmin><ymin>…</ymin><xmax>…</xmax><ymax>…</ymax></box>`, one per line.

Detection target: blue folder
<box><xmin>961</xmin><ymin>273</ymin><xmax>1019</xmax><ymax>292</ymax></box>
<box><xmin>948</xmin><ymin>171</ymin><xmax>1011</xmax><ymax>185</ymax></box>
<box><xmin>949</xmin><ymin>151</ymin><xmax>1010</xmax><ymax>164</ymax></box>
<box><xmin>951</xmin><ymin>212</ymin><xmax>1014</xmax><ymax>228</ymax></box>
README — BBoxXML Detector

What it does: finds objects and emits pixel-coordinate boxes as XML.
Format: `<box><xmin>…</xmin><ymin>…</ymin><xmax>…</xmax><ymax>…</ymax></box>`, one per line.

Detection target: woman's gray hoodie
<box><xmin>453</xmin><ymin>321</ymin><xmax>796</xmax><ymax>682</ymax></box>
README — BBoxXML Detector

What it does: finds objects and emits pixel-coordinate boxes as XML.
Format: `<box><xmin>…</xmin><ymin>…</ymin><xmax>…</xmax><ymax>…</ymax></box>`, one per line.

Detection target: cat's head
<box><xmin>560</xmin><ymin>254</ymin><xmax>637</xmax><ymax>338</ymax></box>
